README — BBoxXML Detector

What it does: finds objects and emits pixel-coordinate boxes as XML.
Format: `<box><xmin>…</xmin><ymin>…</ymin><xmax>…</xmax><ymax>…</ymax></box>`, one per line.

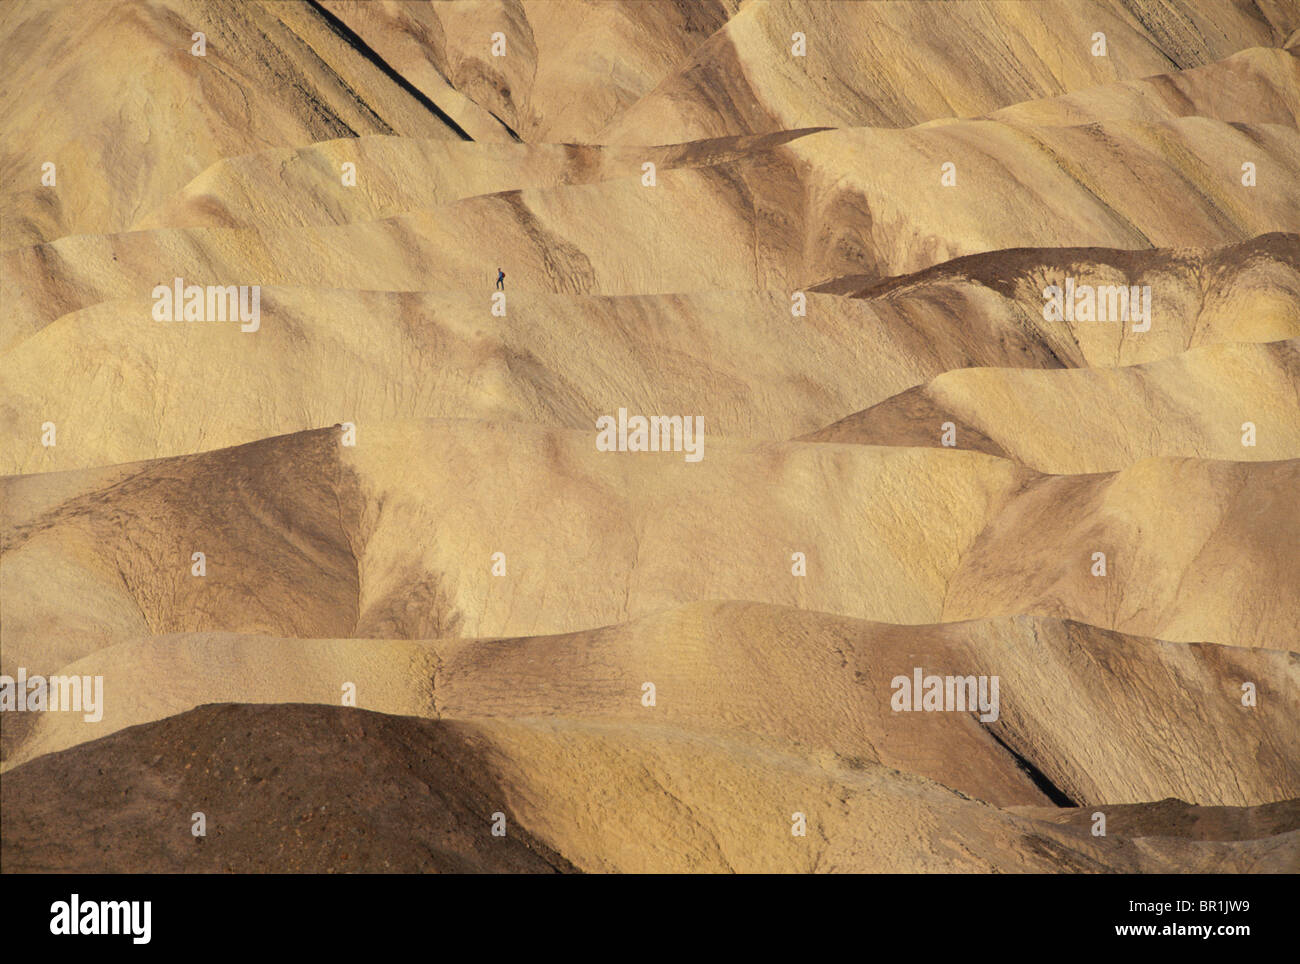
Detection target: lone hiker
<box><xmin>496</xmin><ymin>267</ymin><xmax>505</xmax><ymax>290</ymax></box>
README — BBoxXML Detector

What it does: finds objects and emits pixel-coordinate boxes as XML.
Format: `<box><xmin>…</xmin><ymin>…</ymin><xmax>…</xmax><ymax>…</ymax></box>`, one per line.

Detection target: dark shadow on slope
<box><xmin>0</xmin><ymin>703</ymin><xmax>576</xmax><ymax>873</ymax></box>
<box><xmin>305</xmin><ymin>0</ymin><xmax>475</xmax><ymax>142</ymax></box>
<box><xmin>985</xmin><ymin>726</ymin><xmax>1077</xmax><ymax>808</ymax></box>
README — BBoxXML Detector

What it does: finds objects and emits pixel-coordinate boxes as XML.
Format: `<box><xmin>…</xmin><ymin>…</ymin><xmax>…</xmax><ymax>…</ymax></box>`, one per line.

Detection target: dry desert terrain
<box><xmin>2</xmin><ymin>0</ymin><xmax>1298</xmax><ymax>874</ymax></box>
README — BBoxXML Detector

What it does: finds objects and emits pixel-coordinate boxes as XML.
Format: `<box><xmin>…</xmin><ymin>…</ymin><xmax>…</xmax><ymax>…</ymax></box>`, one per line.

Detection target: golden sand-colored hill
<box><xmin>3</xmin><ymin>704</ymin><xmax>1296</xmax><ymax>873</ymax></box>
<box><xmin>132</xmin><ymin>130</ymin><xmax>822</xmax><ymax>234</ymax></box>
<box><xmin>320</xmin><ymin>0</ymin><xmax>744</xmax><ymax>144</ymax></box>
<box><xmin>134</xmin><ymin>48</ymin><xmax>1300</xmax><ymax>235</ymax></box>
<box><xmin>0</xmin><ymin>0</ymin><xmax>469</xmax><ymax>250</ymax></box>
<box><xmin>6</xmin><ymin>116</ymin><xmax>1297</xmax><ymax>351</ymax></box>
<box><xmin>6</xmin><ymin>605</ymin><xmax>1296</xmax><ymax>814</ymax></box>
<box><xmin>4</xmin><ymin>425</ymin><xmax>1296</xmax><ymax>675</ymax></box>
<box><xmin>6</xmin><ymin>238</ymin><xmax>1298</xmax><ymax>474</ymax></box>
<box><xmin>804</xmin><ymin>339</ymin><xmax>1300</xmax><ymax>472</ymax></box>
<box><xmin>599</xmin><ymin>0</ymin><xmax>1300</xmax><ymax>142</ymax></box>
<box><xmin>2</xmin><ymin>0</ymin><xmax>1297</xmax><ymax>875</ymax></box>
<box><xmin>986</xmin><ymin>46</ymin><xmax>1300</xmax><ymax>128</ymax></box>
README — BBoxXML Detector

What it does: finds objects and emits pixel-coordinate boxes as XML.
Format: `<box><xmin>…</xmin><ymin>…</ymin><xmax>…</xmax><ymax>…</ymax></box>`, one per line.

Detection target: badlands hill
<box><xmin>596</xmin><ymin>0</ymin><xmax>1300</xmax><ymax>142</ymax></box>
<box><xmin>4</xmin><ymin>235</ymin><xmax>1299</xmax><ymax>473</ymax></box>
<box><xmin>2</xmin><ymin>0</ymin><xmax>1298</xmax><ymax>874</ymax></box>
<box><xmin>5</xmin><ymin>603</ymin><xmax>1296</xmax><ymax>813</ymax></box>
<box><xmin>2</xmin><ymin>704</ymin><xmax>577</xmax><ymax>873</ymax></box>
<box><xmin>5</xmin><ymin>425</ymin><xmax>1298</xmax><ymax>671</ymax></box>
<box><xmin>0</xmin><ymin>0</ymin><xmax>469</xmax><ymax>250</ymax></box>
<box><xmin>3</xmin><ymin>703</ymin><xmax>1296</xmax><ymax>873</ymax></box>
<box><xmin>7</xmin><ymin>114</ymin><xmax>1299</xmax><ymax>350</ymax></box>
<box><xmin>803</xmin><ymin>338</ymin><xmax>1300</xmax><ymax>471</ymax></box>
